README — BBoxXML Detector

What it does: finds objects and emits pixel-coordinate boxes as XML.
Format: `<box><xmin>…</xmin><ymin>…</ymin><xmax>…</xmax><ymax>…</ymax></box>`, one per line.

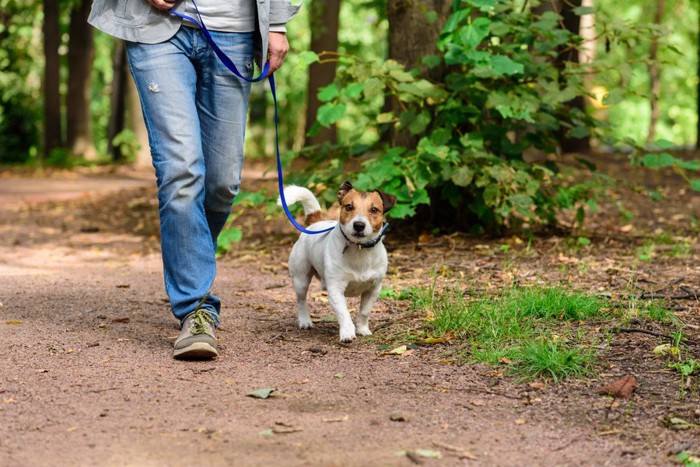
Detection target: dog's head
<box><xmin>336</xmin><ymin>181</ymin><xmax>396</xmax><ymax>242</ymax></box>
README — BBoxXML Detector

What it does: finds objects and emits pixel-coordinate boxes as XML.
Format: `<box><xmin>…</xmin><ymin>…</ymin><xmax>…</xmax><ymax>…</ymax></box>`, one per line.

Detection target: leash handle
<box><xmin>169</xmin><ymin>1</ymin><xmax>333</xmax><ymax>235</ymax></box>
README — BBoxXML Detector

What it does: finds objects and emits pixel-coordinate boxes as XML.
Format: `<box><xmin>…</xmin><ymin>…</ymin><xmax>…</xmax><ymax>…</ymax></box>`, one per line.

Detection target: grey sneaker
<box><xmin>173</xmin><ymin>309</ymin><xmax>218</xmax><ymax>359</ymax></box>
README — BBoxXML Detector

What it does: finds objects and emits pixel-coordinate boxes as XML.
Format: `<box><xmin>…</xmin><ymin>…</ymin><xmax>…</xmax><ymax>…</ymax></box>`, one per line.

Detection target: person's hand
<box><xmin>147</xmin><ymin>0</ymin><xmax>176</xmax><ymax>11</ymax></box>
<box><xmin>266</xmin><ymin>32</ymin><xmax>289</xmax><ymax>76</ymax></box>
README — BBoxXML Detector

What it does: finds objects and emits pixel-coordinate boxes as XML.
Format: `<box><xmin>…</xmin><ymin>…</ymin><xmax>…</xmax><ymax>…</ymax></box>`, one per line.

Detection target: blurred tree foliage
<box><xmin>0</xmin><ymin>0</ymin><xmax>43</xmax><ymax>163</ymax></box>
<box><xmin>0</xmin><ymin>0</ymin><xmax>698</xmax><ymax>233</ymax></box>
<box><xmin>292</xmin><ymin>0</ymin><xmax>699</xmax><ymax>232</ymax></box>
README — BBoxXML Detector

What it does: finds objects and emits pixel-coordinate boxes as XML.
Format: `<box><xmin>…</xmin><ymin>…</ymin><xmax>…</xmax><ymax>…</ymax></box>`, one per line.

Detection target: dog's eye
<box><xmin>344</xmin><ymin>204</ymin><xmax>354</xmax><ymax>212</ymax></box>
<box><xmin>370</xmin><ymin>207</ymin><xmax>380</xmax><ymax>215</ymax></box>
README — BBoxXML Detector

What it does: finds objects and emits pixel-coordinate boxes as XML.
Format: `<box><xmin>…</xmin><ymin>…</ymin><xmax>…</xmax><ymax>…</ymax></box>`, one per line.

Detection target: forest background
<box><xmin>1</xmin><ymin>0</ymin><xmax>699</xmax><ymax>233</ymax></box>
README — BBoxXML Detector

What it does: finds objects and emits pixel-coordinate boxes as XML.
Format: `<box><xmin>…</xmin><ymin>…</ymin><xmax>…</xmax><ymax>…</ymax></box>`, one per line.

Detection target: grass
<box><xmin>411</xmin><ymin>285</ymin><xmax>609</xmax><ymax>381</ymax></box>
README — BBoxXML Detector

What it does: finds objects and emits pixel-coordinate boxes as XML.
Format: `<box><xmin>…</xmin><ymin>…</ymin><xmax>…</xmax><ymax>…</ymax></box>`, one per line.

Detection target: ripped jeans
<box><xmin>126</xmin><ymin>26</ymin><xmax>254</xmax><ymax>326</ymax></box>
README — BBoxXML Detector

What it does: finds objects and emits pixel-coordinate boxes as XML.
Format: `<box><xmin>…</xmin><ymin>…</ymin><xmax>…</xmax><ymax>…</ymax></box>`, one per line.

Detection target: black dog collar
<box><xmin>340</xmin><ymin>223</ymin><xmax>390</xmax><ymax>253</ymax></box>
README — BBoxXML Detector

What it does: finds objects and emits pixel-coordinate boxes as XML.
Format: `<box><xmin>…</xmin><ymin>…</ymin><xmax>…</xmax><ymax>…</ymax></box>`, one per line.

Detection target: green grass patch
<box><xmin>413</xmin><ymin>286</ymin><xmax>608</xmax><ymax>382</ymax></box>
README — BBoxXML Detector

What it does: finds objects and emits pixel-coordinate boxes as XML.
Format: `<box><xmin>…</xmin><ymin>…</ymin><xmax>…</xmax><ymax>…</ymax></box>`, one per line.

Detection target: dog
<box><xmin>280</xmin><ymin>181</ymin><xmax>397</xmax><ymax>342</ymax></box>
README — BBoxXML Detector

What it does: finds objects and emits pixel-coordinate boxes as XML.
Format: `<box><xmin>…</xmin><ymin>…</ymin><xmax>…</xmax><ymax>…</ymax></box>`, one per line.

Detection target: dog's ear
<box><xmin>337</xmin><ymin>180</ymin><xmax>353</xmax><ymax>203</ymax></box>
<box><xmin>376</xmin><ymin>190</ymin><xmax>397</xmax><ymax>213</ymax></box>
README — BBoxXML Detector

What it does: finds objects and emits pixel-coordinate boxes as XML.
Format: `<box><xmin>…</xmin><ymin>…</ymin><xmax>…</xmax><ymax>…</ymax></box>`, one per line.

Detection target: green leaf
<box><xmin>363</xmin><ymin>78</ymin><xmax>384</xmax><ymax>99</ymax></box>
<box><xmin>573</xmin><ymin>6</ymin><xmax>595</xmax><ymax>15</ymax></box>
<box><xmin>458</xmin><ymin>17</ymin><xmax>491</xmax><ymax>49</ymax></box>
<box><xmin>217</xmin><ymin>227</ymin><xmax>243</xmax><ymax>254</ymax></box>
<box><xmin>297</xmin><ymin>50</ymin><xmax>319</xmax><ymax>66</ymax></box>
<box><xmin>376</xmin><ymin>112</ymin><xmax>395</xmax><ymax>124</ymax></box>
<box><xmin>389</xmin><ymin>69</ymin><xmax>414</xmax><ymax>83</ymax></box>
<box><xmin>317</xmin><ymin>103</ymin><xmax>347</xmax><ymax>127</ymax></box>
<box><xmin>246</xmin><ymin>388</ymin><xmax>277</xmax><ymax>399</ymax></box>
<box><xmin>408</xmin><ymin>111</ymin><xmax>431</xmax><ymax>135</ymax></box>
<box><xmin>490</xmin><ymin>55</ymin><xmax>524</xmax><ymax>76</ymax></box>
<box><xmin>422</xmin><ymin>55</ymin><xmax>442</xmax><ymax>68</ymax></box>
<box><xmin>317</xmin><ymin>84</ymin><xmax>339</xmax><ymax>103</ymax></box>
<box><xmin>341</xmin><ymin>82</ymin><xmax>365</xmax><ymax>99</ymax></box>
<box><xmin>451</xmin><ymin>166</ymin><xmax>474</xmax><ymax>187</ymax></box>
<box><xmin>640</xmin><ymin>152</ymin><xmax>678</xmax><ymax>169</ymax></box>
<box><xmin>690</xmin><ymin>179</ymin><xmax>700</xmax><ymax>192</ymax></box>
<box><xmin>466</xmin><ymin>0</ymin><xmax>497</xmax><ymax>11</ymax></box>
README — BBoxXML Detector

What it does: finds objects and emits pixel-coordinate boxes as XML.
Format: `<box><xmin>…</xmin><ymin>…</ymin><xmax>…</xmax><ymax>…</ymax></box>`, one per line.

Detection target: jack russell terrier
<box><xmin>280</xmin><ymin>181</ymin><xmax>397</xmax><ymax>342</ymax></box>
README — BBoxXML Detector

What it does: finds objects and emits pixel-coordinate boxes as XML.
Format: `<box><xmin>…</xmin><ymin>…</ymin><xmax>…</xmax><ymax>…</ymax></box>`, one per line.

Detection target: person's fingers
<box><xmin>266</xmin><ymin>32</ymin><xmax>289</xmax><ymax>76</ymax></box>
<box><xmin>148</xmin><ymin>0</ymin><xmax>176</xmax><ymax>11</ymax></box>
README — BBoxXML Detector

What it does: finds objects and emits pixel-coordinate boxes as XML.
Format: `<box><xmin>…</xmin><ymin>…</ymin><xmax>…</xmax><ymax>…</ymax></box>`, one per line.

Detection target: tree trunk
<box><xmin>67</xmin><ymin>0</ymin><xmax>96</xmax><ymax>159</ymax></box>
<box><xmin>43</xmin><ymin>0</ymin><xmax>62</xmax><ymax>158</ymax></box>
<box><xmin>535</xmin><ymin>0</ymin><xmax>591</xmax><ymax>154</ymax></box>
<box><xmin>303</xmin><ymin>0</ymin><xmax>341</xmax><ymax>146</ymax></box>
<box><xmin>697</xmin><ymin>0</ymin><xmax>700</xmax><ymax>149</ymax></box>
<box><xmin>108</xmin><ymin>41</ymin><xmax>128</xmax><ymax>162</ymax></box>
<box><xmin>648</xmin><ymin>0</ymin><xmax>666</xmax><ymax>143</ymax></box>
<box><xmin>386</xmin><ymin>0</ymin><xmax>451</xmax><ymax>147</ymax></box>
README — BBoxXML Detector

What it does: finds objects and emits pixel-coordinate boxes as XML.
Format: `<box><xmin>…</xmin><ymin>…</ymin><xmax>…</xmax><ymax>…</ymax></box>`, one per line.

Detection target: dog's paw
<box><xmin>298</xmin><ymin>317</ymin><xmax>314</xmax><ymax>329</ymax></box>
<box><xmin>356</xmin><ymin>325</ymin><xmax>372</xmax><ymax>337</ymax></box>
<box><xmin>339</xmin><ymin>326</ymin><xmax>356</xmax><ymax>343</ymax></box>
<box><xmin>339</xmin><ymin>333</ymin><xmax>356</xmax><ymax>343</ymax></box>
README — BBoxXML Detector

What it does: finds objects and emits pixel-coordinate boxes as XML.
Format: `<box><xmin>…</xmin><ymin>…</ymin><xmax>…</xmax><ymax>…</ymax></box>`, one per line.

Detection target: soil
<box><xmin>1</xmin><ymin>164</ymin><xmax>699</xmax><ymax>466</ymax></box>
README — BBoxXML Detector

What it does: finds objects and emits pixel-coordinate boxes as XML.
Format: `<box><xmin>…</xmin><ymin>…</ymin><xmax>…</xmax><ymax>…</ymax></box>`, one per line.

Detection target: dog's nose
<box><xmin>353</xmin><ymin>221</ymin><xmax>366</xmax><ymax>232</ymax></box>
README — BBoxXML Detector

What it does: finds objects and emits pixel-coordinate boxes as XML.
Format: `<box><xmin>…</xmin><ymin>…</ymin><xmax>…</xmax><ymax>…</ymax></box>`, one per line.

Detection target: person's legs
<box><xmin>126</xmin><ymin>27</ymin><xmax>221</xmax><ymax>325</ymax></box>
<box><xmin>195</xmin><ymin>30</ymin><xmax>254</xmax><ymax>246</ymax></box>
<box><xmin>126</xmin><ymin>27</ymin><xmax>254</xmax><ymax>359</ymax></box>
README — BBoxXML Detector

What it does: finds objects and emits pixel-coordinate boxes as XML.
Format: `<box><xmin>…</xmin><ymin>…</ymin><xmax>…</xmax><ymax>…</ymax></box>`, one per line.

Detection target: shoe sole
<box><xmin>173</xmin><ymin>342</ymin><xmax>218</xmax><ymax>360</ymax></box>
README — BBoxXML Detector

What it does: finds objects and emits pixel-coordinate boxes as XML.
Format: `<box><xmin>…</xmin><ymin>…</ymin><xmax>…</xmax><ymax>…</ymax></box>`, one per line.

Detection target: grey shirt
<box><xmin>184</xmin><ymin>0</ymin><xmax>257</xmax><ymax>33</ymax></box>
<box><xmin>88</xmin><ymin>0</ymin><xmax>300</xmax><ymax>64</ymax></box>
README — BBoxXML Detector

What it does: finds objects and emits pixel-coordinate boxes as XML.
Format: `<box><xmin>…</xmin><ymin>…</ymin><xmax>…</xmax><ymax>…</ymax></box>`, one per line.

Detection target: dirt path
<box><xmin>1</xmin><ymin>169</ymin><xmax>698</xmax><ymax>466</ymax></box>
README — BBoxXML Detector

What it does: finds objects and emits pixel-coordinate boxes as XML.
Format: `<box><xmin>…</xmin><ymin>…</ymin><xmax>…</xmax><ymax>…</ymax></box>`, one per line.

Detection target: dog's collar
<box><xmin>340</xmin><ymin>223</ymin><xmax>389</xmax><ymax>253</ymax></box>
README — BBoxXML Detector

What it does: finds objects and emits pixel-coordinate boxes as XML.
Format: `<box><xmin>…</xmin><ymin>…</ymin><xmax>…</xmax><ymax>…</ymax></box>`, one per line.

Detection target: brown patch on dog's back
<box><xmin>306</xmin><ymin>211</ymin><xmax>323</xmax><ymax>225</ymax></box>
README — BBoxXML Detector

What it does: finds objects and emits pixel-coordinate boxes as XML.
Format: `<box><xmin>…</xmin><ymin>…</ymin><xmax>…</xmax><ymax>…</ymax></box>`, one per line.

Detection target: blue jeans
<box><xmin>126</xmin><ymin>27</ymin><xmax>254</xmax><ymax>326</ymax></box>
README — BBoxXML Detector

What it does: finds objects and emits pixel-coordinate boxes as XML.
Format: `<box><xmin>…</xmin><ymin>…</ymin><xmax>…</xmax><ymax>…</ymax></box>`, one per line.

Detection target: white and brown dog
<box><xmin>280</xmin><ymin>181</ymin><xmax>396</xmax><ymax>342</ymax></box>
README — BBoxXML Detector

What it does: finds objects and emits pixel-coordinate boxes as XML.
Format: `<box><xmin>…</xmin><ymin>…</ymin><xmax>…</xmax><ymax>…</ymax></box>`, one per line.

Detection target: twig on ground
<box><xmin>615</xmin><ymin>328</ymin><xmax>699</xmax><ymax>346</ymax></box>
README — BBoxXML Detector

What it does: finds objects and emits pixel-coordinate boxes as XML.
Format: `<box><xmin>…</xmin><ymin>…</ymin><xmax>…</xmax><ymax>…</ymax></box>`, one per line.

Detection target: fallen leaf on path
<box><xmin>66</xmin><ymin>426</ymin><xmax>79</xmax><ymax>432</ymax></box>
<box><xmin>417</xmin><ymin>336</ymin><xmax>449</xmax><ymax>345</ymax></box>
<box><xmin>653</xmin><ymin>344</ymin><xmax>679</xmax><ymax>356</ymax></box>
<box><xmin>515</xmin><ymin>419</ymin><xmax>527</xmax><ymax>425</ymax></box>
<box><xmin>112</xmin><ymin>317</ymin><xmax>130</xmax><ymax>324</ymax></box>
<box><xmin>258</xmin><ymin>429</ymin><xmax>274</xmax><ymax>437</ymax></box>
<box><xmin>116</xmin><ymin>284</ymin><xmax>130</xmax><ymax>289</ymax></box>
<box><xmin>396</xmin><ymin>449</ymin><xmax>443</xmax><ymax>463</ymax></box>
<box><xmin>4</xmin><ymin>321</ymin><xmax>23</xmax><ymax>325</ymax></box>
<box><xmin>598</xmin><ymin>375</ymin><xmax>637</xmax><ymax>398</ymax></box>
<box><xmin>620</xmin><ymin>224</ymin><xmax>634</xmax><ymax>233</ymax></box>
<box><xmin>432</xmin><ymin>440</ymin><xmax>477</xmax><ymax>460</ymax></box>
<box><xmin>500</xmin><ymin>357</ymin><xmax>514</xmax><ymax>365</ymax></box>
<box><xmin>666</xmin><ymin>417</ymin><xmax>700</xmax><ymax>430</ymax></box>
<box><xmin>246</xmin><ymin>388</ymin><xmax>277</xmax><ymax>399</ymax></box>
<box><xmin>389</xmin><ymin>345</ymin><xmax>407</xmax><ymax>355</ymax></box>
<box><xmin>528</xmin><ymin>382</ymin><xmax>546</xmax><ymax>391</ymax></box>
<box><xmin>322</xmin><ymin>415</ymin><xmax>349</xmax><ymax>423</ymax></box>
<box><xmin>3</xmin><ymin>398</ymin><xmax>17</xmax><ymax>404</ymax></box>
<box><xmin>390</xmin><ymin>411</ymin><xmax>410</xmax><ymax>422</ymax></box>
<box><xmin>272</xmin><ymin>425</ymin><xmax>302</xmax><ymax>434</ymax></box>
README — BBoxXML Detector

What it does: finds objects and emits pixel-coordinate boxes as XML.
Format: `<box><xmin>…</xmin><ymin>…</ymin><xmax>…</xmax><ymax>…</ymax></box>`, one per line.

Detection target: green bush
<box><xmin>295</xmin><ymin>0</ymin><xmax>697</xmax><ymax>233</ymax></box>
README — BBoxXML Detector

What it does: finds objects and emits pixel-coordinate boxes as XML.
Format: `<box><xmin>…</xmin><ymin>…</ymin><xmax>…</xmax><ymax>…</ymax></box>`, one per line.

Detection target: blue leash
<box><xmin>169</xmin><ymin>2</ymin><xmax>334</xmax><ymax>235</ymax></box>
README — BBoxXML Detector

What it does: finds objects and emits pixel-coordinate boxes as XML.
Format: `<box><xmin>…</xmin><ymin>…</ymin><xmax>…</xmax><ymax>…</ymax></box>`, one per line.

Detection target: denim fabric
<box><xmin>126</xmin><ymin>26</ymin><xmax>254</xmax><ymax>325</ymax></box>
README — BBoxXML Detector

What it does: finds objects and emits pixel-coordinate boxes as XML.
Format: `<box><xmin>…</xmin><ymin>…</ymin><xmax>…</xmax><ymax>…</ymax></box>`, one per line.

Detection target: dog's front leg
<box><xmin>327</xmin><ymin>287</ymin><xmax>355</xmax><ymax>342</ymax></box>
<box><xmin>356</xmin><ymin>282</ymin><xmax>382</xmax><ymax>336</ymax></box>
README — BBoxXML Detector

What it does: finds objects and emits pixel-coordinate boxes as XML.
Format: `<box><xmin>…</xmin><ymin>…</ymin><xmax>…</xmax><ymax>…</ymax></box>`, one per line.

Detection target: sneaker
<box><xmin>173</xmin><ymin>309</ymin><xmax>218</xmax><ymax>359</ymax></box>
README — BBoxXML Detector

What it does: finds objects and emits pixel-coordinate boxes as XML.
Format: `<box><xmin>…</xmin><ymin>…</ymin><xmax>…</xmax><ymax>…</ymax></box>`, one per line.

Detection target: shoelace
<box><xmin>190</xmin><ymin>309</ymin><xmax>215</xmax><ymax>335</ymax></box>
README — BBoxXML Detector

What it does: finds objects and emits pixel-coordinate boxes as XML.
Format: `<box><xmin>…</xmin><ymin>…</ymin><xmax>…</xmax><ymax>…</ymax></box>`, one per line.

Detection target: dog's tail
<box><xmin>278</xmin><ymin>186</ymin><xmax>323</xmax><ymax>225</ymax></box>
